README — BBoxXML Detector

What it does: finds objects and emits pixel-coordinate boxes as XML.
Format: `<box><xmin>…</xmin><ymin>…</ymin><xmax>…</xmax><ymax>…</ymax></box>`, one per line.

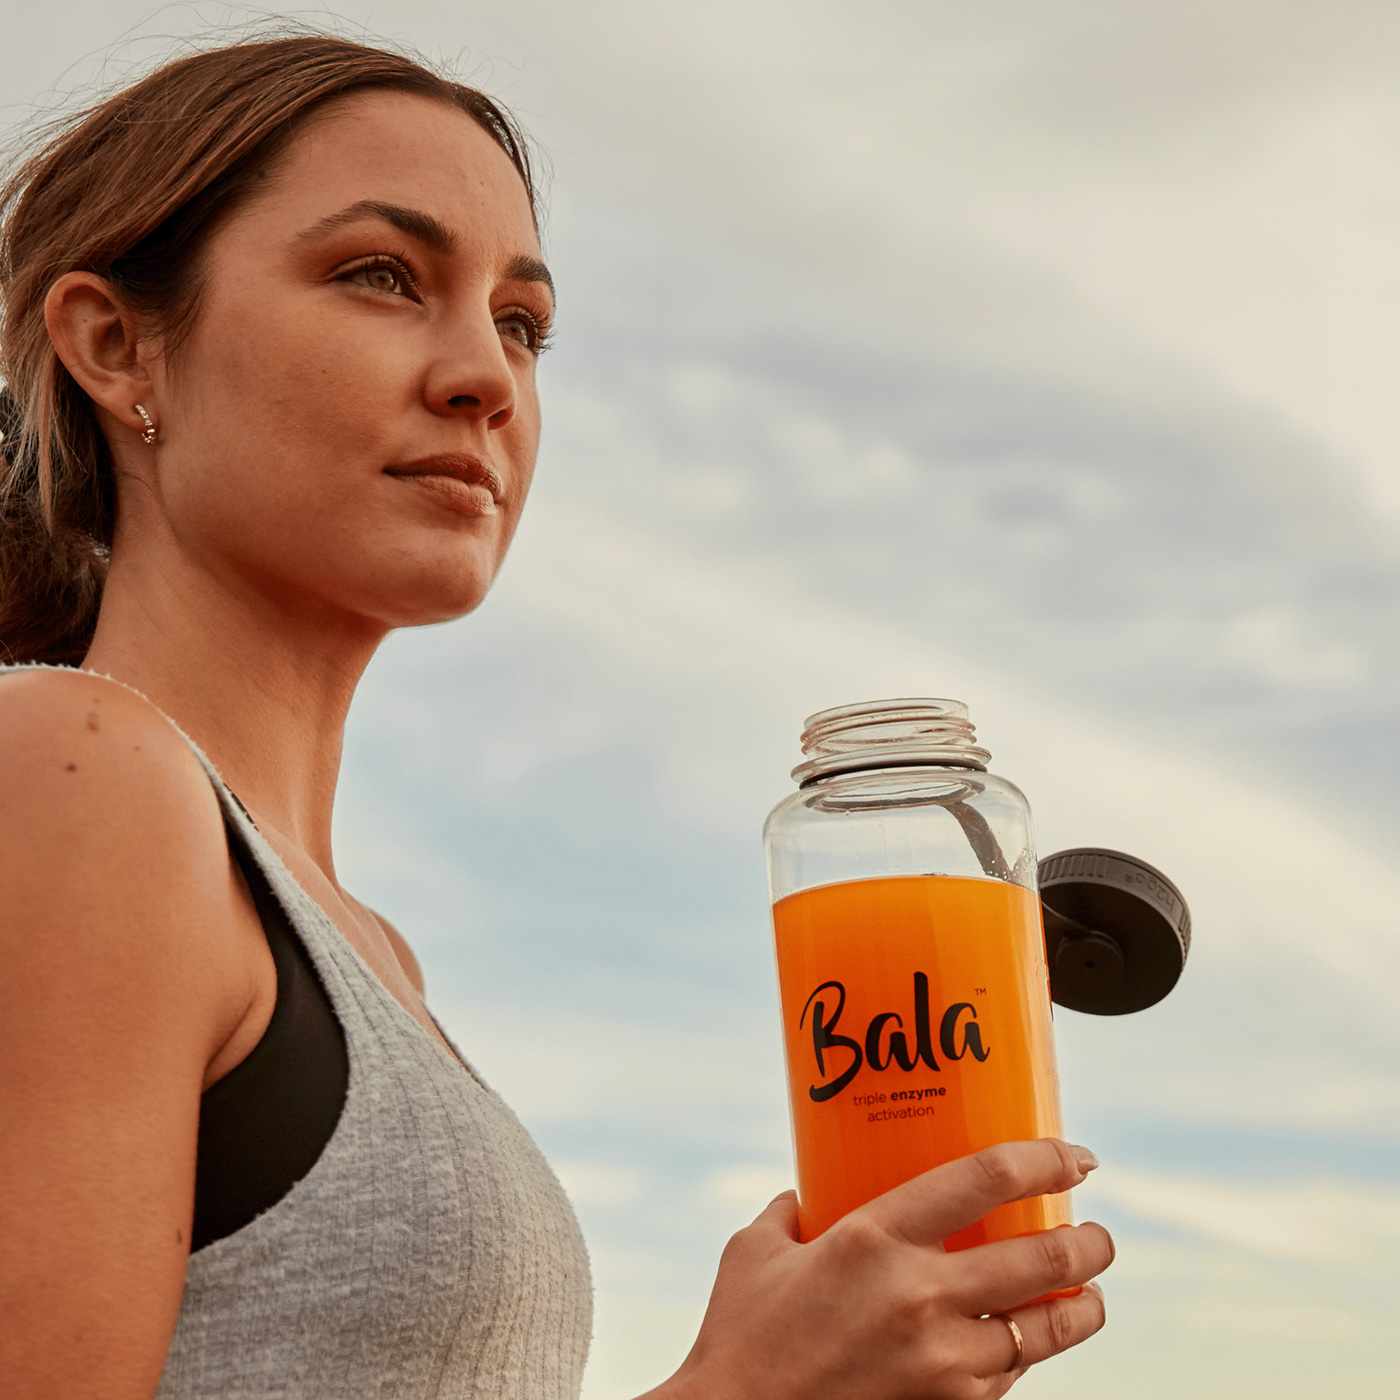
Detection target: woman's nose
<box><xmin>425</xmin><ymin>322</ymin><xmax>517</xmax><ymax>430</ymax></box>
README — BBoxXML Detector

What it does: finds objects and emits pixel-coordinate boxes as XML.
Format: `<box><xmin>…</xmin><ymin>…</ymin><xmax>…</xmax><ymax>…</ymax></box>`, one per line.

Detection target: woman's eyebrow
<box><xmin>297</xmin><ymin>202</ymin><xmax>554</xmax><ymax>299</ymax></box>
<box><xmin>503</xmin><ymin>254</ymin><xmax>555</xmax><ymax>303</ymax></box>
<box><xmin>297</xmin><ymin>199</ymin><xmax>458</xmax><ymax>254</ymax></box>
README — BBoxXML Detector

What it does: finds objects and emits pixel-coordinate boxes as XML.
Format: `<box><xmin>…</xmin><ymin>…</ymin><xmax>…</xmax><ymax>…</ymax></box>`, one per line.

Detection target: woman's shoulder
<box><xmin>0</xmin><ymin>665</ymin><xmax>211</xmax><ymax>798</ymax></box>
<box><xmin>0</xmin><ymin>664</ymin><xmax>263</xmax><ymax>1083</ymax></box>
<box><xmin>0</xmin><ymin>666</ymin><xmax>232</xmax><ymax>926</ymax></box>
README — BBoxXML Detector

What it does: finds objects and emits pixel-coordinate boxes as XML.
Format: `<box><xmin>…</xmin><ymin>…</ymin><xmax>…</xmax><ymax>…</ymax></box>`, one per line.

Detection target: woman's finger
<box><xmin>968</xmin><ymin>1283</ymin><xmax>1107</xmax><ymax>1378</ymax></box>
<box><xmin>749</xmin><ymin>1189</ymin><xmax>801</xmax><ymax>1239</ymax></box>
<box><xmin>943</xmin><ymin>1221</ymin><xmax>1115</xmax><ymax>1316</ymax></box>
<box><xmin>860</xmin><ymin>1139</ymin><xmax>1097</xmax><ymax>1247</ymax></box>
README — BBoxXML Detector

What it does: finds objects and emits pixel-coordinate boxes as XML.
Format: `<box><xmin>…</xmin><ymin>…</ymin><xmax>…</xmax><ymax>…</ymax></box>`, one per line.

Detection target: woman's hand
<box><xmin>648</xmin><ymin>1138</ymin><xmax>1111</xmax><ymax>1400</ymax></box>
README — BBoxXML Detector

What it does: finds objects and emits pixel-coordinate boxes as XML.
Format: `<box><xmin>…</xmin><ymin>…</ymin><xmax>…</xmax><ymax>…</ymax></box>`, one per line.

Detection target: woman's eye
<box><xmin>497</xmin><ymin>312</ymin><xmax>552</xmax><ymax>355</ymax></box>
<box><xmin>497</xmin><ymin>314</ymin><xmax>536</xmax><ymax>349</ymax></box>
<box><xmin>344</xmin><ymin>260</ymin><xmax>414</xmax><ymax>297</ymax></box>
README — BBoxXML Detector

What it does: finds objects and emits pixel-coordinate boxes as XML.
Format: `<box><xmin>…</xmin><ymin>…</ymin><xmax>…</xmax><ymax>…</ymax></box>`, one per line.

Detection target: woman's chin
<box><xmin>396</xmin><ymin>599</ymin><xmax>488</xmax><ymax>629</ymax></box>
<box><xmin>363</xmin><ymin>575</ymin><xmax>497</xmax><ymax>630</ymax></box>
<box><xmin>278</xmin><ymin>528</ymin><xmax>512</xmax><ymax>631</ymax></box>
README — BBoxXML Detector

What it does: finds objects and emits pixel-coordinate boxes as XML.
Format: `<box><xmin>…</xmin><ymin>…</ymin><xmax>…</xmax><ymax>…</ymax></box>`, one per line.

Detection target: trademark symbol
<box><xmin>974</xmin><ymin>987</ymin><xmax>987</xmax><ymax>996</ymax></box>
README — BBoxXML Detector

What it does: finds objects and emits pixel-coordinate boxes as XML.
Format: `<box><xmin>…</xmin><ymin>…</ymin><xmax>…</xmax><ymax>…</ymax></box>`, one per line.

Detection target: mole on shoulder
<box><xmin>65</xmin><ymin>763</ymin><xmax>77</xmax><ymax>772</ymax></box>
<box><xmin>86</xmin><ymin>711</ymin><xmax>100</xmax><ymax>732</ymax></box>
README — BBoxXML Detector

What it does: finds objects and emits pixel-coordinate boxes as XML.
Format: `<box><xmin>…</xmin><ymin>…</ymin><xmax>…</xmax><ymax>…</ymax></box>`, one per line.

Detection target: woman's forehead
<box><xmin>244</xmin><ymin>90</ymin><xmax>539</xmax><ymax>256</ymax></box>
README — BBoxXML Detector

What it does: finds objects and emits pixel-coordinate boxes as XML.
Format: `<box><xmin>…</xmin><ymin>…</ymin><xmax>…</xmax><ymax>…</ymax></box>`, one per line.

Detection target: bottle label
<box><xmin>773</xmin><ymin>873</ymin><xmax>1068</xmax><ymax>1243</ymax></box>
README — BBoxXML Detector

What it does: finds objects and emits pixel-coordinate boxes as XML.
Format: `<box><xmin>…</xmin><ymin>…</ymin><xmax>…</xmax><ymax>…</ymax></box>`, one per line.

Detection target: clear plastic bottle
<box><xmin>763</xmin><ymin>698</ymin><xmax>1070</xmax><ymax>1247</ymax></box>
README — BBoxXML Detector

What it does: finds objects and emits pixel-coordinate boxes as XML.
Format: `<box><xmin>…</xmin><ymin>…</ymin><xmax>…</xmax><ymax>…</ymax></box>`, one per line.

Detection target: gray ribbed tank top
<box><xmin>3</xmin><ymin>665</ymin><xmax>593</xmax><ymax>1398</ymax></box>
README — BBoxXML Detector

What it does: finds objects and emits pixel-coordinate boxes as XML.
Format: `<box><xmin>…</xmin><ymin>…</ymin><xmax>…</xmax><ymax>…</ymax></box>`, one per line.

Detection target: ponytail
<box><xmin>0</xmin><ymin>381</ymin><xmax>109</xmax><ymax>664</ymax></box>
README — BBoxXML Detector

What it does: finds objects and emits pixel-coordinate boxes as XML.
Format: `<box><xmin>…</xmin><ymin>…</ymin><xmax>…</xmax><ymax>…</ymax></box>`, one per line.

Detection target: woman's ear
<box><xmin>44</xmin><ymin>272</ymin><xmax>155</xmax><ymax>443</ymax></box>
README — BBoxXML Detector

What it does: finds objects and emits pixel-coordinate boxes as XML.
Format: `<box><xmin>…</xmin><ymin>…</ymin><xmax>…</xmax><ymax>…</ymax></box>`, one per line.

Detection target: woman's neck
<box><xmin>82</xmin><ymin>544</ymin><xmax>385</xmax><ymax>883</ymax></box>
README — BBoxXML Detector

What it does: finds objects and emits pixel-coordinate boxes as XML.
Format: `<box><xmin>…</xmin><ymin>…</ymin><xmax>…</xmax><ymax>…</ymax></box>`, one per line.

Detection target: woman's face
<box><xmin>129</xmin><ymin>90</ymin><xmax>552</xmax><ymax>631</ymax></box>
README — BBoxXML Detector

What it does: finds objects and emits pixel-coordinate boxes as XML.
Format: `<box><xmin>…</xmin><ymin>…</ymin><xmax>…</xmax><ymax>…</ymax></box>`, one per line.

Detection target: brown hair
<box><xmin>0</xmin><ymin>33</ymin><xmax>537</xmax><ymax>665</ymax></box>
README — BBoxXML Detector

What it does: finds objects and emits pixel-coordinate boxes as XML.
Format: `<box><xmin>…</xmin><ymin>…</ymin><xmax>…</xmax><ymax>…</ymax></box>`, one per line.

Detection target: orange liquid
<box><xmin>773</xmin><ymin>874</ymin><xmax>1071</xmax><ymax>1246</ymax></box>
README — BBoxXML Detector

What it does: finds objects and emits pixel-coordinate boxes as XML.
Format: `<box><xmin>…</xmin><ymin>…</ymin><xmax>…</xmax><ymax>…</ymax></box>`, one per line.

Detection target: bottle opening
<box><xmin>792</xmin><ymin>698</ymin><xmax>991</xmax><ymax>785</ymax></box>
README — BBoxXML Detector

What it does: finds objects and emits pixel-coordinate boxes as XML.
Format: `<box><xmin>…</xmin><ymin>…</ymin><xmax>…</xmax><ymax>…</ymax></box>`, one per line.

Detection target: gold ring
<box><xmin>997</xmin><ymin>1314</ymin><xmax>1024</xmax><ymax>1371</ymax></box>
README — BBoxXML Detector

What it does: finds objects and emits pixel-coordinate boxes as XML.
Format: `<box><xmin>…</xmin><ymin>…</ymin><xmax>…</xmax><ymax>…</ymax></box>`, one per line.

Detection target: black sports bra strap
<box><xmin>190</xmin><ymin>803</ymin><xmax>349</xmax><ymax>1252</ymax></box>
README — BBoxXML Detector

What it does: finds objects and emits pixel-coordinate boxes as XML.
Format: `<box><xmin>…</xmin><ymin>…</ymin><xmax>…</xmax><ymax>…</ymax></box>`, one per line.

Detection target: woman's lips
<box><xmin>384</xmin><ymin>455</ymin><xmax>502</xmax><ymax>517</ymax></box>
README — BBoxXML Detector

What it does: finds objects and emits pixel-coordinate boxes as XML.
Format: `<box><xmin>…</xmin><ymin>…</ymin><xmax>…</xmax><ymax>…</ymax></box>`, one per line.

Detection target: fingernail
<box><xmin>1072</xmin><ymin>1146</ymin><xmax>1099</xmax><ymax>1173</ymax></box>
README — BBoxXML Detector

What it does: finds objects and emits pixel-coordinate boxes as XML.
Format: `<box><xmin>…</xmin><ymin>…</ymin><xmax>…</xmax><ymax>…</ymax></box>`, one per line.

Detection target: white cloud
<box><xmin>579</xmin><ymin>1296</ymin><xmax>705</xmax><ymax>1400</ymax></box>
<box><xmin>1068</xmin><ymin>1053</ymin><xmax>1400</xmax><ymax>1136</ymax></box>
<box><xmin>700</xmin><ymin>1164</ymin><xmax>792</xmax><ymax>1215</ymax></box>
<box><xmin>1084</xmin><ymin>1168</ymin><xmax>1400</xmax><ymax>1265</ymax></box>
<box><xmin>1176</xmin><ymin>1297</ymin><xmax>1363</xmax><ymax>1341</ymax></box>
<box><xmin>1221</xmin><ymin>606</ymin><xmax>1365</xmax><ymax>685</ymax></box>
<box><xmin>553</xmin><ymin>1160</ymin><xmax>650</xmax><ymax>1208</ymax></box>
<box><xmin>431</xmin><ymin>995</ymin><xmax>789</xmax><ymax>1143</ymax></box>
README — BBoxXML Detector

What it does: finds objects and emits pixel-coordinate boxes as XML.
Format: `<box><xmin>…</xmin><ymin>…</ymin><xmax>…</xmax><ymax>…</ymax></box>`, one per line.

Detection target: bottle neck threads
<box><xmin>791</xmin><ymin>698</ymin><xmax>991</xmax><ymax>786</ymax></box>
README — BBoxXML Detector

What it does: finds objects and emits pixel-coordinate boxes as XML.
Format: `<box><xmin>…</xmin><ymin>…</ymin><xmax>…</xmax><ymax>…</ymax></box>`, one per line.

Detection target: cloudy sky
<box><xmin>6</xmin><ymin>3</ymin><xmax>1400</xmax><ymax>1396</ymax></box>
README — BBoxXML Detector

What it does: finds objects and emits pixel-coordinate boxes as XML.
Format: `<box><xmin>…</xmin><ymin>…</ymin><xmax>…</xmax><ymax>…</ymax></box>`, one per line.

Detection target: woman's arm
<box><xmin>647</xmin><ymin>1139</ymin><xmax>1110</xmax><ymax>1400</ymax></box>
<box><xmin>0</xmin><ymin>672</ymin><xmax>268</xmax><ymax>1399</ymax></box>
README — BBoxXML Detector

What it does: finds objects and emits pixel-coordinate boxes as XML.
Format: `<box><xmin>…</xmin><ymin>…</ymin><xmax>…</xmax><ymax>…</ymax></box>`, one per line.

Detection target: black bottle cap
<box><xmin>1037</xmin><ymin>848</ymin><xmax>1191</xmax><ymax>1015</ymax></box>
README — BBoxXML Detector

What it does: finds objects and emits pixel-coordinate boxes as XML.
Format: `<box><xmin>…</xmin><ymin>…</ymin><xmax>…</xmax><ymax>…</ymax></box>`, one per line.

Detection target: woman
<box><xmin>0</xmin><ymin>34</ymin><xmax>1112</xmax><ymax>1399</ymax></box>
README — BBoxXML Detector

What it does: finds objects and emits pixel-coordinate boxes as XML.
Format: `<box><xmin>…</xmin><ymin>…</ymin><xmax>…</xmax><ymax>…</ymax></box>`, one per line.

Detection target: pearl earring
<box><xmin>134</xmin><ymin>403</ymin><xmax>157</xmax><ymax>446</ymax></box>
